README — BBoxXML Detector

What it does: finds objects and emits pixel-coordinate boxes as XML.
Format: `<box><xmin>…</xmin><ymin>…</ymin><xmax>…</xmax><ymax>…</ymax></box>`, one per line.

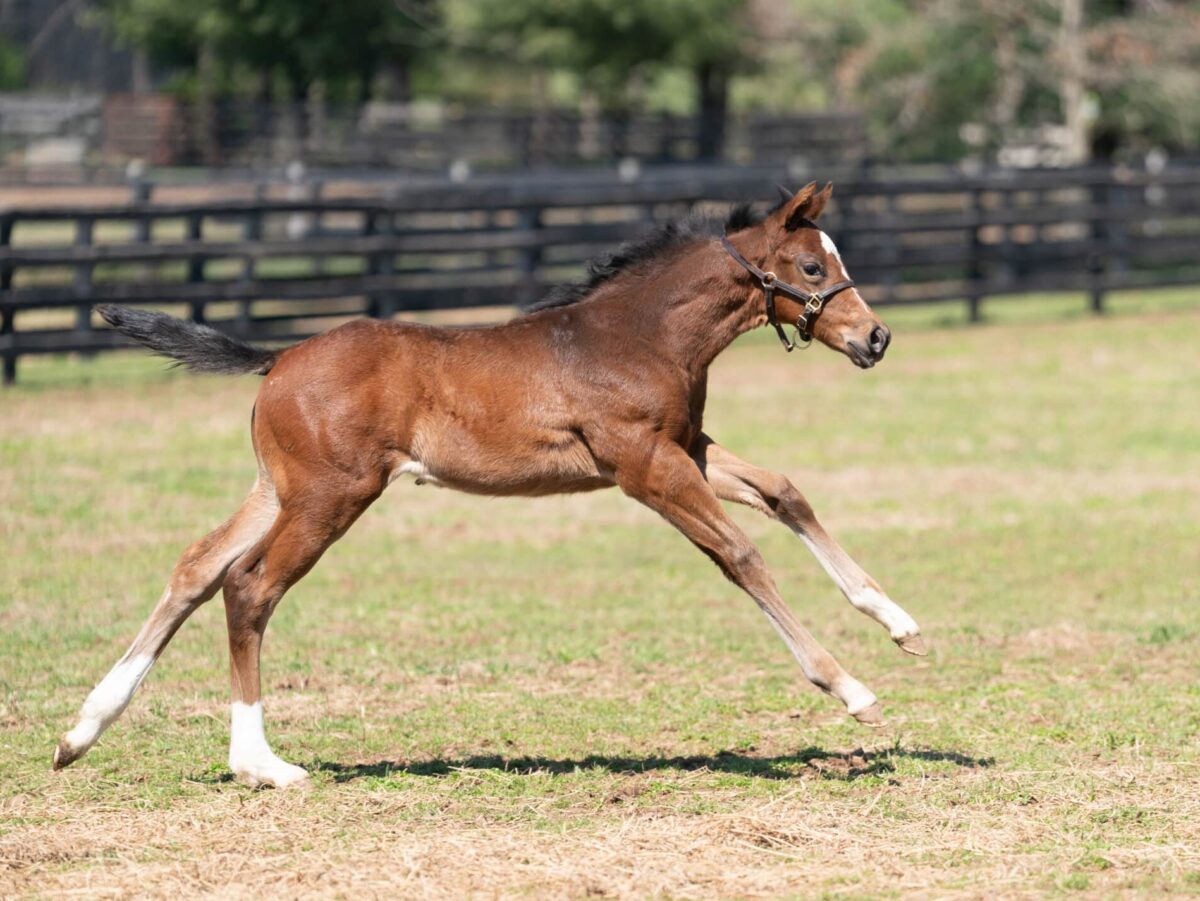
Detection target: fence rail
<box><xmin>2</xmin><ymin>163</ymin><xmax>1199</xmax><ymax>382</ymax></box>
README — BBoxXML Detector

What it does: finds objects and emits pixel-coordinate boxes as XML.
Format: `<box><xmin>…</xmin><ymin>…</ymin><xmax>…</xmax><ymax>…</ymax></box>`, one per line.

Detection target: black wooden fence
<box><xmin>2</xmin><ymin>163</ymin><xmax>1198</xmax><ymax>383</ymax></box>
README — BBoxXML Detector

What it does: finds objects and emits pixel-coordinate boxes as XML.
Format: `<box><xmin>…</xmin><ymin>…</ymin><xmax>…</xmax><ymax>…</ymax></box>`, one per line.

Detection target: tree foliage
<box><xmin>100</xmin><ymin>0</ymin><xmax>435</xmax><ymax>99</ymax></box>
<box><xmin>95</xmin><ymin>0</ymin><xmax>1200</xmax><ymax>161</ymax></box>
<box><xmin>463</xmin><ymin>0</ymin><xmax>750</xmax><ymax>104</ymax></box>
<box><xmin>784</xmin><ymin>0</ymin><xmax>1200</xmax><ymax>161</ymax></box>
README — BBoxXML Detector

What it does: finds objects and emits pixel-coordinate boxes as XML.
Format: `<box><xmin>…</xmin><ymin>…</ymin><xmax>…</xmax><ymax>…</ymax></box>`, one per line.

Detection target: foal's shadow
<box><xmin>313</xmin><ymin>746</ymin><xmax>992</xmax><ymax>784</ymax></box>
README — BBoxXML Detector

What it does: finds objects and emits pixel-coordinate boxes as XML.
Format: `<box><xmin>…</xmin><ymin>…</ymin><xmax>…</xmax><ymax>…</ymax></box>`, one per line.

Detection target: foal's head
<box><xmin>735</xmin><ymin>182</ymin><xmax>890</xmax><ymax>368</ymax></box>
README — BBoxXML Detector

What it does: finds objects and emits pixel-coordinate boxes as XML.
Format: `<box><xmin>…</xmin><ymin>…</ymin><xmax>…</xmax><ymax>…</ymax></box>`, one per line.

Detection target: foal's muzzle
<box><xmin>847</xmin><ymin>324</ymin><xmax>891</xmax><ymax>369</ymax></box>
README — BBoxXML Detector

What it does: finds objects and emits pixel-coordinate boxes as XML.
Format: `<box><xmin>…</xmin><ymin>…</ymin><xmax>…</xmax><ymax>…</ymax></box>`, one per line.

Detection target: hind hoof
<box><xmin>895</xmin><ymin>633</ymin><xmax>929</xmax><ymax>656</ymax></box>
<box><xmin>231</xmin><ymin>759</ymin><xmax>310</xmax><ymax>790</ymax></box>
<box><xmin>852</xmin><ymin>702</ymin><xmax>886</xmax><ymax>727</ymax></box>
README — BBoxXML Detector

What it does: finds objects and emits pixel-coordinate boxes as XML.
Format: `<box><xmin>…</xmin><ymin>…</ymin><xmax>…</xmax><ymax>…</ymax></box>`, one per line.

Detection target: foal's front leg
<box><xmin>691</xmin><ymin>434</ymin><xmax>926</xmax><ymax>655</ymax></box>
<box><xmin>614</xmin><ymin>439</ymin><xmax>884</xmax><ymax>724</ymax></box>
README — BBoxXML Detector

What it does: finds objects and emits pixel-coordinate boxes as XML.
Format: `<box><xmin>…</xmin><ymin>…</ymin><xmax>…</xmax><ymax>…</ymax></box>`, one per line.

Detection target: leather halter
<box><xmin>720</xmin><ymin>236</ymin><xmax>857</xmax><ymax>352</ymax></box>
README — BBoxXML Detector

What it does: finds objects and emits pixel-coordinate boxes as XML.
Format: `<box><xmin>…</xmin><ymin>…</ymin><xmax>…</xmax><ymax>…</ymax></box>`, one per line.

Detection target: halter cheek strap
<box><xmin>720</xmin><ymin>236</ymin><xmax>856</xmax><ymax>352</ymax></box>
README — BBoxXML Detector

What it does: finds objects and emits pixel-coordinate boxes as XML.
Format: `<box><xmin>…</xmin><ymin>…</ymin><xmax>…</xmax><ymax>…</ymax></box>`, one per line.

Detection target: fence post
<box><xmin>1</xmin><ymin>213</ymin><xmax>14</xmax><ymax>384</ymax></box>
<box><xmin>998</xmin><ymin>184</ymin><xmax>1016</xmax><ymax>291</ymax></box>
<box><xmin>187</xmin><ymin>212</ymin><xmax>205</xmax><ymax>323</ymax></box>
<box><xmin>239</xmin><ymin>184</ymin><xmax>264</xmax><ymax>334</ymax></box>
<box><xmin>74</xmin><ymin>217</ymin><xmax>94</xmax><ymax>347</ymax></box>
<box><xmin>967</xmin><ymin>186</ymin><xmax>984</xmax><ymax>322</ymax></box>
<box><xmin>1087</xmin><ymin>177</ymin><xmax>1104</xmax><ymax>314</ymax></box>
<box><xmin>370</xmin><ymin>203</ymin><xmax>398</xmax><ymax>320</ymax></box>
<box><xmin>1098</xmin><ymin>170</ymin><xmax>1129</xmax><ymax>314</ymax></box>
<box><xmin>130</xmin><ymin>175</ymin><xmax>152</xmax><ymax>242</ymax></box>
<box><xmin>516</xmin><ymin>206</ymin><xmax>542</xmax><ymax>308</ymax></box>
<box><xmin>880</xmin><ymin>188</ymin><xmax>900</xmax><ymax>305</ymax></box>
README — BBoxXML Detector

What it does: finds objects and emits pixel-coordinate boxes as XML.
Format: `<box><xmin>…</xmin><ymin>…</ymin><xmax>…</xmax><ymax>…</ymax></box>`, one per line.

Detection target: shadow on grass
<box><xmin>314</xmin><ymin>746</ymin><xmax>993</xmax><ymax>784</ymax></box>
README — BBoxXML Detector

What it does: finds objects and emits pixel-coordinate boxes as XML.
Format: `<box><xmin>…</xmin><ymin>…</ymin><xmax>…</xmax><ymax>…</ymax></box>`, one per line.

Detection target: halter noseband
<box><xmin>720</xmin><ymin>236</ymin><xmax>857</xmax><ymax>352</ymax></box>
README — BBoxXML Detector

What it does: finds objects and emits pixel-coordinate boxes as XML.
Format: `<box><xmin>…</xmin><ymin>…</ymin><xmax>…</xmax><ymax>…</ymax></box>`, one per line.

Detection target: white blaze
<box><xmin>819</xmin><ymin>230</ymin><xmax>845</xmax><ymax>270</ymax></box>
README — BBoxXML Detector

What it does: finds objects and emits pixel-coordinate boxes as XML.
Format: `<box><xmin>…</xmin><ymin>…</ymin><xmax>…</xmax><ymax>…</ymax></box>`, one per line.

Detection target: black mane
<box><xmin>525</xmin><ymin>201</ymin><xmax>769</xmax><ymax>313</ymax></box>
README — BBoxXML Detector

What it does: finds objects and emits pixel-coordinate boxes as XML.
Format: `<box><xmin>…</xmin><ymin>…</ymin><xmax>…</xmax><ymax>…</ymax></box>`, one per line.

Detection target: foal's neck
<box><xmin>651</xmin><ymin>237</ymin><xmax>765</xmax><ymax>377</ymax></box>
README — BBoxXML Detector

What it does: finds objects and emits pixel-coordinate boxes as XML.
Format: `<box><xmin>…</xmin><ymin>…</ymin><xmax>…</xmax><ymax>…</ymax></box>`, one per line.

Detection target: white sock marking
<box><xmin>797</xmin><ymin>533</ymin><xmax>920</xmax><ymax>640</ymax></box>
<box><xmin>63</xmin><ymin>653</ymin><xmax>154</xmax><ymax>753</ymax></box>
<box><xmin>839</xmin><ymin>679</ymin><xmax>879</xmax><ymax>716</ymax></box>
<box><xmin>228</xmin><ymin>701</ymin><xmax>308</xmax><ymax>787</ymax></box>
<box><xmin>850</xmin><ymin>586</ymin><xmax>920</xmax><ymax>639</ymax></box>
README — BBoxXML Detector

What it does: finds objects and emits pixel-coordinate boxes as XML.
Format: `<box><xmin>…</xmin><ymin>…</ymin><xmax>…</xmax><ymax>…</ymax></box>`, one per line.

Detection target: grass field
<box><xmin>2</xmin><ymin>291</ymin><xmax>1199</xmax><ymax>898</ymax></box>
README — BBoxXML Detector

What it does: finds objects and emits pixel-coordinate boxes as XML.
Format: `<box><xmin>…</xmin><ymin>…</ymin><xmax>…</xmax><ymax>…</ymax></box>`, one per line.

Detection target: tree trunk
<box><xmin>358</xmin><ymin>56</ymin><xmax>377</xmax><ymax>104</ymax></box>
<box><xmin>696</xmin><ymin>62</ymin><xmax>728</xmax><ymax>161</ymax></box>
<box><xmin>989</xmin><ymin>28</ymin><xmax>1025</xmax><ymax>158</ymax></box>
<box><xmin>376</xmin><ymin>58</ymin><xmax>411</xmax><ymax>103</ymax></box>
<box><xmin>257</xmin><ymin>68</ymin><xmax>273</xmax><ymax>105</ymax></box>
<box><xmin>131</xmin><ymin>49</ymin><xmax>151</xmax><ymax>95</ymax></box>
<box><xmin>195</xmin><ymin>41</ymin><xmax>218</xmax><ymax>166</ymax></box>
<box><xmin>1058</xmin><ymin>0</ymin><xmax>1089</xmax><ymax>164</ymax></box>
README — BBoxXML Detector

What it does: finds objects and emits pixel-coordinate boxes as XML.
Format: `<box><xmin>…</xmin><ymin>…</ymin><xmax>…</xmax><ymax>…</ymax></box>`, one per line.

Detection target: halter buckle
<box><xmin>793</xmin><ymin>292</ymin><xmax>824</xmax><ymax>347</ymax></box>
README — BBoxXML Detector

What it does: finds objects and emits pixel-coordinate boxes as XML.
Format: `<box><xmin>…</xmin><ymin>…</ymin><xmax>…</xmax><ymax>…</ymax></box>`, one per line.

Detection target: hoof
<box><xmin>895</xmin><ymin>633</ymin><xmax>929</xmax><ymax>657</ymax></box>
<box><xmin>852</xmin><ymin>702</ymin><xmax>886</xmax><ymax>727</ymax></box>
<box><xmin>232</xmin><ymin>761</ymin><xmax>311</xmax><ymax>790</ymax></box>
<box><xmin>52</xmin><ymin>740</ymin><xmax>83</xmax><ymax>771</ymax></box>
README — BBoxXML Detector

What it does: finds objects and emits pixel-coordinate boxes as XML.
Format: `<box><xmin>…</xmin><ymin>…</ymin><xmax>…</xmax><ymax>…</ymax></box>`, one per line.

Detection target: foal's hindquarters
<box><xmin>55</xmin><ymin>323</ymin><xmax>407</xmax><ymax>786</ymax></box>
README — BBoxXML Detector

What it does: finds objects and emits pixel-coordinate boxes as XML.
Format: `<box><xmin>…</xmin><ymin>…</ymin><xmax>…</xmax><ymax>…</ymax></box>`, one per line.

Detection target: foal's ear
<box><xmin>777</xmin><ymin>181</ymin><xmax>834</xmax><ymax>229</ymax></box>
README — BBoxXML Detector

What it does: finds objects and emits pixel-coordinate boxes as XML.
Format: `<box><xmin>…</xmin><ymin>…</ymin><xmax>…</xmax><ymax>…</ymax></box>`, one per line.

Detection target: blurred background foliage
<box><xmin>5</xmin><ymin>0</ymin><xmax>1199</xmax><ymax>162</ymax></box>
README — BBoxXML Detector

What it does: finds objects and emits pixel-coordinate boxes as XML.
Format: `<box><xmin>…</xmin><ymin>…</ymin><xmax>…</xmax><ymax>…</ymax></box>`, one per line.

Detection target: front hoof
<box><xmin>52</xmin><ymin>739</ymin><xmax>84</xmax><ymax>771</ymax></box>
<box><xmin>851</xmin><ymin>702</ymin><xmax>886</xmax><ymax>727</ymax></box>
<box><xmin>895</xmin><ymin>633</ymin><xmax>929</xmax><ymax>657</ymax></box>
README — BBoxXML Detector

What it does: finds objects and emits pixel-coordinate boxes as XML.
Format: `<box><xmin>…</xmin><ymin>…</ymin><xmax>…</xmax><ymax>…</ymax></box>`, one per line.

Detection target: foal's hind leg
<box><xmin>221</xmin><ymin>478</ymin><xmax>378</xmax><ymax>788</ymax></box>
<box><xmin>54</xmin><ymin>480</ymin><xmax>278</xmax><ymax>770</ymax></box>
<box><xmin>615</xmin><ymin>438</ymin><xmax>883</xmax><ymax>724</ymax></box>
<box><xmin>692</xmin><ymin>434</ymin><xmax>925</xmax><ymax>655</ymax></box>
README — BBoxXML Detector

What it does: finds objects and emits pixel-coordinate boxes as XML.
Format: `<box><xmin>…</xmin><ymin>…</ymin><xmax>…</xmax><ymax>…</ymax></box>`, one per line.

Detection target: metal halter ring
<box><xmin>795</xmin><ymin>294</ymin><xmax>825</xmax><ymax>344</ymax></box>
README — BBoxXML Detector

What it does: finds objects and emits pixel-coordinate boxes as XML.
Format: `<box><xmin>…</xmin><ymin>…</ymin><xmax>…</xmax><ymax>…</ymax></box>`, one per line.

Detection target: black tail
<box><xmin>96</xmin><ymin>305</ymin><xmax>277</xmax><ymax>375</ymax></box>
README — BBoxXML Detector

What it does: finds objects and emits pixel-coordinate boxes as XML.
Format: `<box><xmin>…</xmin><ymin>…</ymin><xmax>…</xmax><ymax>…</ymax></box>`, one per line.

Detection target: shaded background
<box><xmin>0</xmin><ymin>0</ymin><xmax>1196</xmax><ymax>170</ymax></box>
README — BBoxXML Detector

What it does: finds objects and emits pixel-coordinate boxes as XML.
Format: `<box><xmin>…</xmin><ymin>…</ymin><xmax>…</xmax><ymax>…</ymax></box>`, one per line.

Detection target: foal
<box><xmin>54</xmin><ymin>182</ymin><xmax>925</xmax><ymax>788</ymax></box>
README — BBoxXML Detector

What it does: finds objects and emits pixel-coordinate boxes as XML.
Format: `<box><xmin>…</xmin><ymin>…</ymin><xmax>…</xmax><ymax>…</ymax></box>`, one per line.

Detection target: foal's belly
<box><xmin>392</xmin><ymin>420</ymin><xmax>613</xmax><ymax>497</ymax></box>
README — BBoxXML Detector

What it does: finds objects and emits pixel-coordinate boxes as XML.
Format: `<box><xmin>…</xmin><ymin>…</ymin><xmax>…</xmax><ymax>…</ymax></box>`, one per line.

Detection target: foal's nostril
<box><xmin>868</xmin><ymin>325</ymin><xmax>890</xmax><ymax>356</ymax></box>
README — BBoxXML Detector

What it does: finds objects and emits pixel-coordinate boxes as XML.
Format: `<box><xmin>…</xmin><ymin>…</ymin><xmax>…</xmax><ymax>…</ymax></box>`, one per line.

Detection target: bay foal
<box><xmin>54</xmin><ymin>182</ymin><xmax>925</xmax><ymax>788</ymax></box>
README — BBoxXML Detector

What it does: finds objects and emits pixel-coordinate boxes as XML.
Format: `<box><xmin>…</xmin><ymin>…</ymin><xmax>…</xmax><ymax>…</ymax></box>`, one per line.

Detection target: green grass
<box><xmin>2</xmin><ymin>290</ymin><xmax>1199</xmax><ymax>897</ymax></box>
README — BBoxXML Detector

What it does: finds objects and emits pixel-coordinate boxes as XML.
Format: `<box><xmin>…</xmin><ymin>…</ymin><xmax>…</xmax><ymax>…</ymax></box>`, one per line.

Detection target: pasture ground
<box><xmin>2</xmin><ymin>291</ymin><xmax>1199</xmax><ymax>899</ymax></box>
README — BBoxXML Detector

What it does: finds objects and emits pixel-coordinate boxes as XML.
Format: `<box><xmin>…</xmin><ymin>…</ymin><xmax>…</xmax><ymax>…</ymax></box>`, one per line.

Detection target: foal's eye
<box><xmin>801</xmin><ymin>262</ymin><xmax>822</xmax><ymax>277</ymax></box>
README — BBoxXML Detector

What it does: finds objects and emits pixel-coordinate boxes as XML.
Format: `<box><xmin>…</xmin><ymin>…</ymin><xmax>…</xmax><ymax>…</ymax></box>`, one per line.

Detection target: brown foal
<box><xmin>54</xmin><ymin>182</ymin><xmax>925</xmax><ymax>788</ymax></box>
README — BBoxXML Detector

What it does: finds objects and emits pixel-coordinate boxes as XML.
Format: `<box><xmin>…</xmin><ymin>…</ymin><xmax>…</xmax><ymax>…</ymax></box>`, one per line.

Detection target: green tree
<box><xmin>0</xmin><ymin>35</ymin><xmax>26</xmax><ymax>90</ymax></box>
<box><xmin>99</xmin><ymin>0</ymin><xmax>435</xmax><ymax>101</ymax></box>
<box><xmin>788</xmin><ymin>0</ymin><xmax>1200</xmax><ymax>162</ymax></box>
<box><xmin>467</xmin><ymin>0</ymin><xmax>752</xmax><ymax>158</ymax></box>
